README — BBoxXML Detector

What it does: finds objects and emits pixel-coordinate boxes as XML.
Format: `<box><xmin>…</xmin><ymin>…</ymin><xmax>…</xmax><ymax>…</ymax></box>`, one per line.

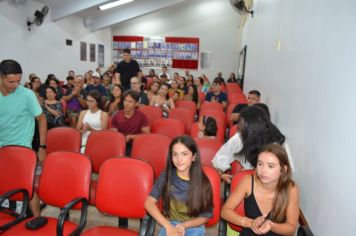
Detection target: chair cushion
<box><xmin>83</xmin><ymin>226</ymin><xmax>138</xmax><ymax>236</ymax></box>
<box><xmin>0</xmin><ymin>212</ymin><xmax>16</xmax><ymax>227</ymax></box>
<box><xmin>2</xmin><ymin>217</ymin><xmax>77</xmax><ymax>235</ymax></box>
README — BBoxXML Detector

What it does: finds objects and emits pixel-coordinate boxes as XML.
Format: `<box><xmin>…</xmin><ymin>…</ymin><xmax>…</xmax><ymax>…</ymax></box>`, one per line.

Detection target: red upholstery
<box><xmin>231</xmin><ymin>160</ymin><xmax>244</xmax><ymax>176</ymax></box>
<box><xmin>152</xmin><ymin>119</ymin><xmax>185</xmax><ymax>139</ymax></box>
<box><xmin>139</xmin><ymin>105</ymin><xmax>163</xmax><ymax>129</ymax></box>
<box><xmin>190</xmin><ymin>122</ymin><xmax>225</xmax><ymax>143</ymax></box>
<box><xmin>198</xmin><ymin>92</ymin><xmax>206</xmax><ymax>103</ymax></box>
<box><xmin>226</xmin><ymin>103</ymin><xmax>238</xmax><ymax>127</ymax></box>
<box><xmin>228</xmin><ymin>93</ymin><xmax>248</xmax><ymax>105</ymax></box>
<box><xmin>199</xmin><ymin>109</ymin><xmax>227</xmax><ymax>131</ymax></box>
<box><xmin>131</xmin><ymin>133</ymin><xmax>171</xmax><ymax>179</ymax></box>
<box><xmin>203</xmin><ymin>166</ymin><xmax>221</xmax><ymax>227</ymax></box>
<box><xmin>85</xmin><ymin>130</ymin><xmax>126</xmax><ymax>173</ymax></box>
<box><xmin>0</xmin><ymin>146</ymin><xmax>36</xmax><ymax>200</ymax></box>
<box><xmin>168</xmin><ymin>108</ymin><xmax>195</xmax><ymax>134</ymax></box>
<box><xmin>226</xmin><ymin>83</ymin><xmax>242</xmax><ymax>94</ymax></box>
<box><xmin>38</xmin><ymin>152</ymin><xmax>91</xmax><ymax>209</ymax></box>
<box><xmin>3</xmin><ymin>217</ymin><xmax>77</xmax><ymax>236</ymax></box>
<box><xmin>46</xmin><ymin>127</ymin><xmax>81</xmax><ymax>155</ymax></box>
<box><xmin>0</xmin><ymin>213</ymin><xmax>16</xmax><ymax>228</ymax></box>
<box><xmin>194</xmin><ymin>138</ymin><xmax>223</xmax><ymax>166</ymax></box>
<box><xmin>82</xmin><ymin>158</ymin><xmax>154</xmax><ymax>235</ymax></box>
<box><xmin>200</xmin><ymin>101</ymin><xmax>224</xmax><ymax>112</ymax></box>
<box><xmin>229</xmin><ymin>125</ymin><xmax>239</xmax><ymax>138</ymax></box>
<box><xmin>175</xmin><ymin>100</ymin><xmax>197</xmax><ymax>115</ymax></box>
<box><xmin>228</xmin><ymin>170</ymin><xmax>255</xmax><ymax>232</ymax></box>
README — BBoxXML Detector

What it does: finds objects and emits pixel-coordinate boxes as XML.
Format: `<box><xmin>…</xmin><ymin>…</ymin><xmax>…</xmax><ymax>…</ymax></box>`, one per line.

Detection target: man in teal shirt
<box><xmin>0</xmin><ymin>59</ymin><xmax>47</xmax><ymax>217</ymax></box>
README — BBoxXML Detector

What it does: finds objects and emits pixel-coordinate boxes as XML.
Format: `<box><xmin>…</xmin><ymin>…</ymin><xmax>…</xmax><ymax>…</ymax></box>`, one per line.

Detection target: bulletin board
<box><xmin>112</xmin><ymin>36</ymin><xmax>199</xmax><ymax>69</ymax></box>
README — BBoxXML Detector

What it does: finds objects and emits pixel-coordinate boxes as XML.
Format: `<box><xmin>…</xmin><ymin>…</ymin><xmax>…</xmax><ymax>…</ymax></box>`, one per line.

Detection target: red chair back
<box><xmin>194</xmin><ymin>138</ymin><xmax>223</xmax><ymax>166</ymax></box>
<box><xmin>84</xmin><ymin>130</ymin><xmax>126</xmax><ymax>173</ymax></box>
<box><xmin>95</xmin><ymin>158</ymin><xmax>154</xmax><ymax>218</ymax></box>
<box><xmin>228</xmin><ymin>170</ymin><xmax>255</xmax><ymax>232</ymax></box>
<box><xmin>152</xmin><ymin>119</ymin><xmax>185</xmax><ymax>139</ymax></box>
<box><xmin>131</xmin><ymin>133</ymin><xmax>171</xmax><ymax>179</ymax></box>
<box><xmin>228</xmin><ymin>93</ymin><xmax>248</xmax><ymax>105</ymax></box>
<box><xmin>175</xmin><ymin>100</ymin><xmax>197</xmax><ymax>115</ymax></box>
<box><xmin>139</xmin><ymin>105</ymin><xmax>163</xmax><ymax>129</ymax></box>
<box><xmin>168</xmin><ymin>108</ymin><xmax>195</xmax><ymax>134</ymax></box>
<box><xmin>190</xmin><ymin>122</ymin><xmax>225</xmax><ymax>143</ymax></box>
<box><xmin>0</xmin><ymin>146</ymin><xmax>37</xmax><ymax>200</ymax></box>
<box><xmin>203</xmin><ymin>166</ymin><xmax>221</xmax><ymax>227</ymax></box>
<box><xmin>226</xmin><ymin>83</ymin><xmax>242</xmax><ymax>94</ymax></box>
<box><xmin>226</xmin><ymin>103</ymin><xmax>238</xmax><ymax>127</ymax></box>
<box><xmin>199</xmin><ymin>109</ymin><xmax>227</xmax><ymax>131</ymax></box>
<box><xmin>46</xmin><ymin>127</ymin><xmax>81</xmax><ymax>155</ymax></box>
<box><xmin>200</xmin><ymin>102</ymin><xmax>224</xmax><ymax>112</ymax></box>
<box><xmin>38</xmin><ymin>152</ymin><xmax>91</xmax><ymax>209</ymax></box>
<box><xmin>229</xmin><ymin>125</ymin><xmax>239</xmax><ymax>138</ymax></box>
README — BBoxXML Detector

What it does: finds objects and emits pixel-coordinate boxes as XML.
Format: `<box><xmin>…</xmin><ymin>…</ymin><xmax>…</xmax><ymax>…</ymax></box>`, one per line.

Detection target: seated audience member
<box><xmin>247</xmin><ymin>90</ymin><xmax>261</xmax><ymax>105</ymax></box>
<box><xmin>216</xmin><ymin>71</ymin><xmax>226</xmax><ymax>84</ymax></box>
<box><xmin>102</xmin><ymin>72</ymin><xmax>111</xmax><ymax>94</ymax></box>
<box><xmin>178</xmin><ymin>77</ymin><xmax>187</xmax><ymax>92</ymax></box>
<box><xmin>62</xmin><ymin>76</ymin><xmax>75</xmax><ymax>90</ymax></box>
<box><xmin>227</xmin><ymin>72</ymin><xmax>238</xmax><ymax>83</ymax></box>
<box><xmin>144</xmin><ymin>135</ymin><xmax>213</xmax><ymax>236</ymax></box>
<box><xmin>221</xmin><ymin>143</ymin><xmax>299</xmax><ymax>236</ymax></box>
<box><xmin>169</xmin><ymin>79</ymin><xmax>184</xmax><ymax>99</ymax></box>
<box><xmin>198</xmin><ymin>116</ymin><xmax>218</xmax><ymax>138</ymax></box>
<box><xmin>105</xmin><ymin>84</ymin><xmax>123</xmax><ymax>116</ymax></box>
<box><xmin>137</xmin><ymin>69</ymin><xmax>147</xmax><ymax>88</ymax></box>
<box><xmin>111</xmin><ymin>90</ymin><xmax>150</xmax><ymax>155</ymax></box>
<box><xmin>184</xmin><ymin>69</ymin><xmax>190</xmax><ymax>77</ymax></box>
<box><xmin>205</xmin><ymin>79</ymin><xmax>228</xmax><ymax>109</ymax></box>
<box><xmin>159</xmin><ymin>65</ymin><xmax>171</xmax><ymax>81</ymax></box>
<box><xmin>85</xmin><ymin>72</ymin><xmax>108</xmax><ymax>97</ymax></box>
<box><xmin>186</xmin><ymin>74</ymin><xmax>194</xmax><ymax>87</ymax></box>
<box><xmin>130</xmin><ymin>76</ymin><xmax>149</xmax><ymax>106</ymax></box>
<box><xmin>83</xmin><ymin>72</ymin><xmax>92</xmax><ymax>89</ymax></box>
<box><xmin>63</xmin><ymin>75</ymin><xmax>87</xmax><ymax>128</ymax></box>
<box><xmin>159</xmin><ymin>74</ymin><xmax>169</xmax><ymax>84</ymax></box>
<box><xmin>173</xmin><ymin>72</ymin><xmax>180</xmax><ymax>81</ymax></box>
<box><xmin>146</xmin><ymin>81</ymin><xmax>160</xmax><ymax>103</ymax></box>
<box><xmin>77</xmin><ymin>90</ymin><xmax>108</xmax><ymax>152</ymax></box>
<box><xmin>68</xmin><ymin>70</ymin><xmax>75</xmax><ymax>77</ymax></box>
<box><xmin>148</xmin><ymin>68</ymin><xmax>156</xmax><ymax>78</ymax></box>
<box><xmin>212</xmin><ymin>105</ymin><xmax>295</xmax><ymax>183</ymax></box>
<box><xmin>42</xmin><ymin>86</ymin><xmax>64</xmax><ymax>129</ymax></box>
<box><xmin>39</xmin><ymin>75</ymin><xmax>63</xmax><ymax>100</ymax></box>
<box><xmin>199</xmin><ymin>75</ymin><xmax>210</xmax><ymax>94</ymax></box>
<box><xmin>184</xmin><ymin>84</ymin><xmax>200</xmax><ymax>109</ymax></box>
<box><xmin>150</xmin><ymin>83</ymin><xmax>175</xmax><ymax>118</ymax></box>
<box><xmin>172</xmin><ymin>90</ymin><xmax>181</xmax><ymax>103</ymax></box>
<box><xmin>230</xmin><ymin>103</ymin><xmax>248</xmax><ymax>125</ymax></box>
<box><xmin>30</xmin><ymin>76</ymin><xmax>42</xmax><ymax>98</ymax></box>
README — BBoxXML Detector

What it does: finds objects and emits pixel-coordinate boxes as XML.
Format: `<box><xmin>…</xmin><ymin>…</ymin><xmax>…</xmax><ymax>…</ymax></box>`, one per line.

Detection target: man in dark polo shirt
<box><xmin>111</xmin><ymin>90</ymin><xmax>150</xmax><ymax>155</ymax></box>
<box><xmin>115</xmin><ymin>48</ymin><xmax>140</xmax><ymax>91</ymax></box>
<box><xmin>205</xmin><ymin>78</ymin><xmax>228</xmax><ymax>109</ymax></box>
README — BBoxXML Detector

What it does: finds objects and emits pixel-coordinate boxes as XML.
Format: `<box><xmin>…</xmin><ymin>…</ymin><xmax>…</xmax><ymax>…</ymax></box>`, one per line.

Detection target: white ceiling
<box><xmin>33</xmin><ymin>0</ymin><xmax>190</xmax><ymax>31</ymax></box>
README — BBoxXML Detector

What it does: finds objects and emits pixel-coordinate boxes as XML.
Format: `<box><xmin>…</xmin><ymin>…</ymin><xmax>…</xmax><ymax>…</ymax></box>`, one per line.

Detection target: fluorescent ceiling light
<box><xmin>98</xmin><ymin>0</ymin><xmax>134</xmax><ymax>11</ymax></box>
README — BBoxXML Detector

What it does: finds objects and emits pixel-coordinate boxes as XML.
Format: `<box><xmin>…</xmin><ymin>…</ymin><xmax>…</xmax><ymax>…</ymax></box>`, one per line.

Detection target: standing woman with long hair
<box><xmin>221</xmin><ymin>144</ymin><xmax>299</xmax><ymax>235</ymax></box>
<box><xmin>145</xmin><ymin>135</ymin><xmax>213</xmax><ymax>236</ymax></box>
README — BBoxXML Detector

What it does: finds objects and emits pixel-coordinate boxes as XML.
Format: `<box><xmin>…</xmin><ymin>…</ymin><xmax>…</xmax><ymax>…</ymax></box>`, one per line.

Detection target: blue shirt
<box><xmin>205</xmin><ymin>91</ymin><xmax>227</xmax><ymax>104</ymax></box>
<box><xmin>0</xmin><ymin>86</ymin><xmax>42</xmax><ymax>148</ymax></box>
<box><xmin>85</xmin><ymin>84</ymin><xmax>108</xmax><ymax>97</ymax></box>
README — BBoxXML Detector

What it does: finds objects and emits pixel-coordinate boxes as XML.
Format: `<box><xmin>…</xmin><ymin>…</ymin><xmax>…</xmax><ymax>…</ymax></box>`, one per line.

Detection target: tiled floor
<box><xmin>42</xmin><ymin>205</ymin><xmax>220</xmax><ymax>235</ymax></box>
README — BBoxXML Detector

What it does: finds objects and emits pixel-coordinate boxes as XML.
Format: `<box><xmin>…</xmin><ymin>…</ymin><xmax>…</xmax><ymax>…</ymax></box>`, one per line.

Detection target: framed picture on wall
<box><xmin>90</xmin><ymin>43</ymin><xmax>96</xmax><ymax>62</ymax></box>
<box><xmin>98</xmin><ymin>44</ymin><xmax>104</xmax><ymax>67</ymax></box>
<box><xmin>80</xmin><ymin>42</ymin><xmax>87</xmax><ymax>61</ymax></box>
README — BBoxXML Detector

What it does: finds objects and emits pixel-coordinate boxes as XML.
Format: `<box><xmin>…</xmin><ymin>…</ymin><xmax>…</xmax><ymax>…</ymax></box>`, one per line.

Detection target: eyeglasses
<box><xmin>86</xmin><ymin>99</ymin><xmax>96</xmax><ymax>103</ymax></box>
<box><xmin>130</xmin><ymin>82</ymin><xmax>139</xmax><ymax>85</ymax></box>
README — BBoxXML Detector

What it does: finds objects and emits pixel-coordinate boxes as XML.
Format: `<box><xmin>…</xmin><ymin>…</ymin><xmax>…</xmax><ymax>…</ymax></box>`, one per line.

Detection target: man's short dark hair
<box><xmin>0</xmin><ymin>59</ymin><xmax>22</xmax><ymax>76</ymax></box>
<box><xmin>123</xmin><ymin>89</ymin><xmax>139</xmax><ymax>102</ymax></box>
<box><xmin>249</xmin><ymin>90</ymin><xmax>261</xmax><ymax>97</ymax></box>
<box><xmin>212</xmin><ymin>78</ymin><xmax>222</xmax><ymax>85</ymax></box>
<box><xmin>122</xmin><ymin>48</ymin><xmax>131</xmax><ymax>54</ymax></box>
<box><xmin>66</xmin><ymin>76</ymin><xmax>74</xmax><ymax>81</ymax></box>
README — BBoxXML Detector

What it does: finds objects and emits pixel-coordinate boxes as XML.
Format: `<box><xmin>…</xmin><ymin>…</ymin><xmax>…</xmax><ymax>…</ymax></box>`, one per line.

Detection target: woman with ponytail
<box><xmin>221</xmin><ymin>143</ymin><xmax>299</xmax><ymax>235</ymax></box>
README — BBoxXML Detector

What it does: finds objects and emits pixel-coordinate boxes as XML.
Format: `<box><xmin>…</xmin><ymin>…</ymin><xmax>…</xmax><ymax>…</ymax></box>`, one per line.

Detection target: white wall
<box><xmin>111</xmin><ymin>0</ymin><xmax>241</xmax><ymax>81</ymax></box>
<box><xmin>242</xmin><ymin>0</ymin><xmax>356</xmax><ymax>235</ymax></box>
<box><xmin>0</xmin><ymin>0</ymin><xmax>112</xmax><ymax>82</ymax></box>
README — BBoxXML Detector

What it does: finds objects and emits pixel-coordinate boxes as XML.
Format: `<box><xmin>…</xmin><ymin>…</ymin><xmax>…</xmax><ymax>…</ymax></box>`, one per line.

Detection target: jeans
<box><xmin>158</xmin><ymin>220</ymin><xmax>205</xmax><ymax>236</ymax></box>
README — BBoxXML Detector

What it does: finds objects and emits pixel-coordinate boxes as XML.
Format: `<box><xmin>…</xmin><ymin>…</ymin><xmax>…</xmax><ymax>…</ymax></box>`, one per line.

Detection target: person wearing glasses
<box><xmin>130</xmin><ymin>76</ymin><xmax>148</xmax><ymax>106</ymax></box>
<box><xmin>76</xmin><ymin>90</ymin><xmax>108</xmax><ymax>152</ymax></box>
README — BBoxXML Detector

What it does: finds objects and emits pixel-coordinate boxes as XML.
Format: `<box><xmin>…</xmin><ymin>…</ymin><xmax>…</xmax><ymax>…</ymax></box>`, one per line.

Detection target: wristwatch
<box><xmin>39</xmin><ymin>144</ymin><xmax>47</xmax><ymax>149</ymax></box>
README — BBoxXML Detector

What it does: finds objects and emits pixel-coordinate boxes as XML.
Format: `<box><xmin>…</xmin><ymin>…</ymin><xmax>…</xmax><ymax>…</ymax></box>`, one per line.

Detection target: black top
<box><xmin>240</xmin><ymin>176</ymin><xmax>281</xmax><ymax>236</ymax></box>
<box><xmin>115</xmin><ymin>59</ymin><xmax>140</xmax><ymax>90</ymax></box>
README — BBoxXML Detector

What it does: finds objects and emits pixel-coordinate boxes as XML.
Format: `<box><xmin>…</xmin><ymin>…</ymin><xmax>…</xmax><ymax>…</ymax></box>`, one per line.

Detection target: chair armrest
<box><xmin>0</xmin><ymin>188</ymin><xmax>30</xmax><ymax>231</ymax></box>
<box><xmin>56</xmin><ymin>197</ymin><xmax>88</xmax><ymax>236</ymax></box>
<box><xmin>139</xmin><ymin>213</ymin><xmax>156</xmax><ymax>236</ymax></box>
<box><xmin>298</xmin><ymin>225</ymin><xmax>314</xmax><ymax>236</ymax></box>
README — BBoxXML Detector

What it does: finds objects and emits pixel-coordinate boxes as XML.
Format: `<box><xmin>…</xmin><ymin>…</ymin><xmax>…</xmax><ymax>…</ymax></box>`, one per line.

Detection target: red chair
<box><xmin>199</xmin><ymin>109</ymin><xmax>227</xmax><ymax>132</ymax></box>
<box><xmin>168</xmin><ymin>108</ymin><xmax>195</xmax><ymax>134</ymax></box>
<box><xmin>131</xmin><ymin>133</ymin><xmax>171</xmax><ymax>179</ymax></box>
<box><xmin>228</xmin><ymin>93</ymin><xmax>248</xmax><ymax>105</ymax></box>
<box><xmin>84</xmin><ymin>130</ymin><xmax>126</xmax><ymax>205</ymax></box>
<box><xmin>82</xmin><ymin>158</ymin><xmax>154</xmax><ymax>236</ymax></box>
<box><xmin>198</xmin><ymin>91</ymin><xmax>206</xmax><ymax>103</ymax></box>
<box><xmin>3</xmin><ymin>151</ymin><xmax>92</xmax><ymax>236</ymax></box>
<box><xmin>194</xmin><ymin>138</ymin><xmax>223</xmax><ymax>166</ymax></box>
<box><xmin>203</xmin><ymin>166</ymin><xmax>221</xmax><ymax>227</ymax></box>
<box><xmin>231</xmin><ymin>160</ymin><xmax>244</xmax><ymax>176</ymax></box>
<box><xmin>229</xmin><ymin>125</ymin><xmax>239</xmax><ymax>138</ymax></box>
<box><xmin>175</xmin><ymin>100</ymin><xmax>197</xmax><ymax>116</ymax></box>
<box><xmin>139</xmin><ymin>105</ymin><xmax>163</xmax><ymax>129</ymax></box>
<box><xmin>189</xmin><ymin>122</ymin><xmax>225</xmax><ymax>143</ymax></box>
<box><xmin>46</xmin><ymin>127</ymin><xmax>81</xmax><ymax>155</ymax></box>
<box><xmin>152</xmin><ymin>119</ymin><xmax>185</xmax><ymax>139</ymax></box>
<box><xmin>0</xmin><ymin>146</ymin><xmax>37</xmax><ymax>233</ymax></box>
<box><xmin>226</xmin><ymin>83</ymin><xmax>242</xmax><ymax>94</ymax></box>
<box><xmin>226</xmin><ymin>103</ymin><xmax>238</xmax><ymax>127</ymax></box>
<box><xmin>200</xmin><ymin>101</ymin><xmax>224</xmax><ymax>113</ymax></box>
<box><xmin>227</xmin><ymin>170</ymin><xmax>255</xmax><ymax>232</ymax></box>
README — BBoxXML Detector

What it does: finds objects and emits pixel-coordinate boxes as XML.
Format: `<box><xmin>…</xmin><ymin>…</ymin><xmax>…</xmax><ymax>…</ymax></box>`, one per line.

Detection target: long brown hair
<box><xmin>162</xmin><ymin>135</ymin><xmax>213</xmax><ymax>217</ymax></box>
<box><xmin>258</xmin><ymin>143</ymin><xmax>294</xmax><ymax>223</ymax></box>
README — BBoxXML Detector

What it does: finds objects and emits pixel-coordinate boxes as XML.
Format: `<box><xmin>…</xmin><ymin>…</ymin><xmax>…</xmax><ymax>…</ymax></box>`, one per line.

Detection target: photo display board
<box><xmin>112</xmin><ymin>36</ymin><xmax>199</xmax><ymax>69</ymax></box>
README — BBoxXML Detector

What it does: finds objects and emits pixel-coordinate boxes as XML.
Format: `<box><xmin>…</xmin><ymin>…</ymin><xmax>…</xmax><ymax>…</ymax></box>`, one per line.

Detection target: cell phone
<box><xmin>25</xmin><ymin>216</ymin><xmax>48</xmax><ymax>230</ymax></box>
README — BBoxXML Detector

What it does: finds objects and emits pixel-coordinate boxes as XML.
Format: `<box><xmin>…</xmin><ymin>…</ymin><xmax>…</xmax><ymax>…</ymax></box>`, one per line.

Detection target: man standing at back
<box><xmin>0</xmin><ymin>59</ymin><xmax>47</xmax><ymax>217</ymax></box>
<box><xmin>115</xmin><ymin>48</ymin><xmax>140</xmax><ymax>91</ymax></box>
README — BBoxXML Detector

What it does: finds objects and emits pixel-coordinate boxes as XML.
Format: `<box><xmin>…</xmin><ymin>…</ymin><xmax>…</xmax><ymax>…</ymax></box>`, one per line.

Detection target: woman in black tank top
<box><xmin>221</xmin><ymin>144</ymin><xmax>299</xmax><ymax>236</ymax></box>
